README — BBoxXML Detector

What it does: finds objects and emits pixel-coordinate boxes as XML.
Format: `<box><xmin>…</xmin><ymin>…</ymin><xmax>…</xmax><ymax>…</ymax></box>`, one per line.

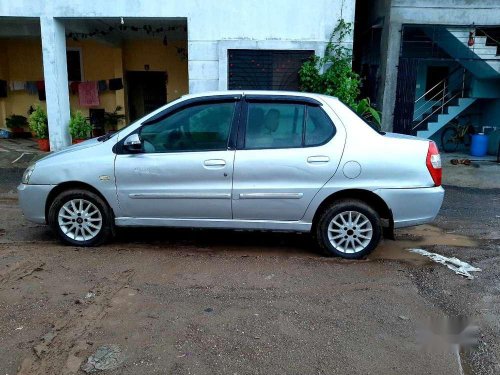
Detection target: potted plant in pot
<box><xmin>28</xmin><ymin>105</ymin><xmax>49</xmax><ymax>151</ymax></box>
<box><xmin>103</xmin><ymin>105</ymin><xmax>126</xmax><ymax>132</ymax></box>
<box><xmin>69</xmin><ymin>111</ymin><xmax>92</xmax><ymax>144</ymax></box>
<box><xmin>6</xmin><ymin>114</ymin><xmax>28</xmax><ymax>135</ymax></box>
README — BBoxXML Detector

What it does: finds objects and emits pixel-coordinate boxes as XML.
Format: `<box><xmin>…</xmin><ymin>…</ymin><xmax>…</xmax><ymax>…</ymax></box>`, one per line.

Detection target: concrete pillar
<box><xmin>112</xmin><ymin>48</ymin><xmax>126</xmax><ymax>128</ymax></box>
<box><xmin>379</xmin><ymin>21</ymin><xmax>402</xmax><ymax>132</ymax></box>
<box><xmin>40</xmin><ymin>17</ymin><xmax>71</xmax><ymax>151</ymax></box>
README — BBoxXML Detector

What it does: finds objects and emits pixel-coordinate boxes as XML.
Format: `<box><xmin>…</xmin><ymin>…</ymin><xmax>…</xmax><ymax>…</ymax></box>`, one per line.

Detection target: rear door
<box><xmin>232</xmin><ymin>96</ymin><xmax>346</xmax><ymax>221</ymax></box>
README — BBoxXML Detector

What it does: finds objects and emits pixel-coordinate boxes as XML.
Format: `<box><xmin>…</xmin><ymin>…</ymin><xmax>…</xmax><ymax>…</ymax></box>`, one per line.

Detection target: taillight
<box><xmin>426</xmin><ymin>141</ymin><xmax>442</xmax><ymax>186</ymax></box>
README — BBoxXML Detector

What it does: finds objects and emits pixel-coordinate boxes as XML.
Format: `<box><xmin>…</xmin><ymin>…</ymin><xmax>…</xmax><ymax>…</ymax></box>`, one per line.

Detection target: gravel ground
<box><xmin>0</xmin><ymin>163</ymin><xmax>498</xmax><ymax>374</ymax></box>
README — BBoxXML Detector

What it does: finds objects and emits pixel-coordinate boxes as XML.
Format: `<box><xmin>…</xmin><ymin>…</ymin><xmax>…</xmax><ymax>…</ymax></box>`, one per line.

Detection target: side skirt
<box><xmin>115</xmin><ymin>217</ymin><xmax>312</xmax><ymax>232</ymax></box>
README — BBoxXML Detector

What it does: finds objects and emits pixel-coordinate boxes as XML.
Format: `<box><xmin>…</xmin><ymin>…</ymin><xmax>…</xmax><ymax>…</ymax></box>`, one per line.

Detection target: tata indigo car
<box><xmin>18</xmin><ymin>91</ymin><xmax>444</xmax><ymax>258</ymax></box>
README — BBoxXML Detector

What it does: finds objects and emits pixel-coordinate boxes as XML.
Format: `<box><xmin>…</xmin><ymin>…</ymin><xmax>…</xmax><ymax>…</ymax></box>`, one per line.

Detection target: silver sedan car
<box><xmin>18</xmin><ymin>91</ymin><xmax>444</xmax><ymax>258</ymax></box>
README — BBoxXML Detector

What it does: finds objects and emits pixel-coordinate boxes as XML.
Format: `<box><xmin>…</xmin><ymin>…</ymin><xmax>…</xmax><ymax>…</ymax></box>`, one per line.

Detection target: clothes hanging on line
<box><xmin>25</xmin><ymin>81</ymin><xmax>38</xmax><ymax>95</ymax></box>
<box><xmin>9</xmin><ymin>81</ymin><xmax>25</xmax><ymax>91</ymax></box>
<box><xmin>98</xmin><ymin>80</ymin><xmax>108</xmax><ymax>92</ymax></box>
<box><xmin>69</xmin><ymin>81</ymin><xmax>80</xmax><ymax>95</ymax></box>
<box><xmin>0</xmin><ymin>80</ymin><xmax>7</xmax><ymax>98</ymax></box>
<box><xmin>78</xmin><ymin>81</ymin><xmax>100</xmax><ymax>107</ymax></box>
<box><xmin>108</xmin><ymin>78</ymin><xmax>123</xmax><ymax>90</ymax></box>
<box><xmin>36</xmin><ymin>81</ymin><xmax>46</xmax><ymax>101</ymax></box>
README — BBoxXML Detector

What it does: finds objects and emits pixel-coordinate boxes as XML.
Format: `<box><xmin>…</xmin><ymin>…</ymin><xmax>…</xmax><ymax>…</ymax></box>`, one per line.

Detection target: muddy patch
<box><xmin>369</xmin><ymin>225</ymin><xmax>477</xmax><ymax>264</ymax></box>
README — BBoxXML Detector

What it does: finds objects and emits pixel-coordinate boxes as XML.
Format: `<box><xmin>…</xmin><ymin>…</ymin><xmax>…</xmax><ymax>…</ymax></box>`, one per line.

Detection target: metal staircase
<box><xmin>421</xmin><ymin>26</ymin><xmax>500</xmax><ymax>79</ymax></box>
<box><xmin>447</xmin><ymin>27</ymin><xmax>500</xmax><ymax>74</ymax></box>
<box><xmin>413</xmin><ymin>67</ymin><xmax>476</xmax><ymax>139</ymax></box>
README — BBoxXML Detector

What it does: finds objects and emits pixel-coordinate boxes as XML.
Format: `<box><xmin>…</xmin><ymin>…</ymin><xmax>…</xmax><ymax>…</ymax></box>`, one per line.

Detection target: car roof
<box><xmin>181</xmin><ymin>90</ymin><xmax>338</xmax><ymax>102</ymax></box>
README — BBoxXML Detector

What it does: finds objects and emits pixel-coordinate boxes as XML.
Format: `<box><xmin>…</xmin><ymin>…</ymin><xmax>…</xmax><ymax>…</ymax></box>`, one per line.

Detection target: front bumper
<box><xmin>17</xmin><ymin>183</ymin><xmax>54</xmax><ymax>224</ymax></box>
<box><xmin>374</xmin><ymin>186</ymin><xmax>445</xmax><ymax>228</ymax></box>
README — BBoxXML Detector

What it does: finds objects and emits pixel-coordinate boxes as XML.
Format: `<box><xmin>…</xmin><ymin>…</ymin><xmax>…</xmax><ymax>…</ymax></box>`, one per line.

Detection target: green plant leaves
<box><xmin>28</xmin><ymin>106</ymin><xmax>48</xmax><ymax>139</ymax></box>
<box><xmin>299</xmin><ymin>19</ymin><xmax>382</xmax><ymax>128</ymax></box>
<box><xmin>69</xmin><ymin>111</ymin><xmax>92</xmax><ymax>139</ymax></box>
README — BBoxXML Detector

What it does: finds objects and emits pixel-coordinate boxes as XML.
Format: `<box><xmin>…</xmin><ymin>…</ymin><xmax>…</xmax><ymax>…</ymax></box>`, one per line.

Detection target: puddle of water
<box><xmin>369</xmin><ymin>225</ymin><xmax>477</xmax><ymax>264</ymax></box>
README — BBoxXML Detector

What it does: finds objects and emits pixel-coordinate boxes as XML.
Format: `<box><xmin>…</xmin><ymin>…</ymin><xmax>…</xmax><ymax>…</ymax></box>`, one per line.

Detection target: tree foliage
<box><xmin>299</xmin><ymin>19</ymin><xmax>381</xmax><ymax>128</ymax></box>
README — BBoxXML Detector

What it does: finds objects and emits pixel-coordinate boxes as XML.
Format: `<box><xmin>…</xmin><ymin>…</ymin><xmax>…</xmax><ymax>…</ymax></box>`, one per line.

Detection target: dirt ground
<box><xmin>0</xmin><ymin>190</ymin><xmax>498</xmax><ymax>374</ymax></box>
<box><xmin>0</xmin><ymin>148</ymin><xmax>499</xmax><ymax>373</ymax></box>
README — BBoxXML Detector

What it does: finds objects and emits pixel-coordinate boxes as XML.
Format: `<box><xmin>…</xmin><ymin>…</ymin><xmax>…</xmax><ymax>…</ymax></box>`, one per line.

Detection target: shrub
<box><xmin>5</xmin><ymin>114</ymin><xmax>28</xmax><ymax>129</ymax></box>
<box><xmin>28</xmin><ymin>106</ymin><xmax>48</xmax><ymax>139</ymax></box>
<box><xmin>299</xmin><ymin>19</ymin><xmax>381</xmax><ymax>128</ymax></box>
<box><xmin>69</xmin><ymin>111</ymin><xmax>92</xmax><ymax>139</ymax></box>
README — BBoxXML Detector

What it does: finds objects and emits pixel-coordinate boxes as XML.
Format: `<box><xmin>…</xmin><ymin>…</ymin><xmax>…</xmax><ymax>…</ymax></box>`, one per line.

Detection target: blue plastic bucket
<box><xmin>470</xmin><ymin>133</ymin><xmax>489</xmax><ymax>157</ymax></box>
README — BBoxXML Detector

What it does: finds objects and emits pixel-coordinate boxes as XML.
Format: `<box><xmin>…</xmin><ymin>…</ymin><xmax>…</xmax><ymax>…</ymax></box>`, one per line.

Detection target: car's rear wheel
<box><xmin>48</xmin><ymin>189</ymin><xmax>114</xmax><ymax>246</ymax></box>
<box><xmin>315</xmin><ymin>199</ymin><xmax>382</xmax><ymax>259</ymax></box>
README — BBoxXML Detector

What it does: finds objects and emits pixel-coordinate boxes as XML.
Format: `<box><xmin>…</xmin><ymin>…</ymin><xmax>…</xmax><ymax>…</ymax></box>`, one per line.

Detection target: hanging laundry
<box><xmin>69</xmin><ymin>81</ymin><xmax>80</xmax><ymax>95</ymax></box>
<box><xmin>25</xmin><ymin>81</ymin><xmax>38</xmax><ymax>95</ymax></box>
<box><xmin>108</xmin><ymin>78</ymin><xmax>123</xmax><ymax>90</ymax></box>
<box><xmin>78</xmin><ymin>81</ymin><xmax>100</xmax><ymax>107</ymax></box>
<box><xmin>9</xmin><ymin>81</ymin><xmax>25</xmax><ymax>91</ymax></box>
<box><xmin>98</xmin><ymin>80</ymin><xmax>108</xmax><ymax>92</ymax></box>
<box><xmin>0</xmin><ymin>80</ymin><xmax>7</xmax><ymax>98</ymax></box>
<box><xmin>37</xmin><ymin>81</ymin><xmax>46</xmax><ymax>101</ymax></box>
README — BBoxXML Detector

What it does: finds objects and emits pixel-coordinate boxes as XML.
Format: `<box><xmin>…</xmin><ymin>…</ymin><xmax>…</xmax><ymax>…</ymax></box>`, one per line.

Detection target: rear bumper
<box><xmin>17</xmin><ymin>183</ymin><xmax>54</xmax><ymax>224</ymax></box>
<box><xmin>374</xmin><ymin>186</ymin><xmax>444</xmax><ymax>228</ymax></box>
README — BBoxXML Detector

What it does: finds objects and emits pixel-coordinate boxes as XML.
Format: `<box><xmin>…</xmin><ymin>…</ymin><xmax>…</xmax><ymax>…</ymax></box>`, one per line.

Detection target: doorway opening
<box><xmin>126</xmin><ymin>71</ymin><xmax>167</xmax><ymax>122</ymax></box>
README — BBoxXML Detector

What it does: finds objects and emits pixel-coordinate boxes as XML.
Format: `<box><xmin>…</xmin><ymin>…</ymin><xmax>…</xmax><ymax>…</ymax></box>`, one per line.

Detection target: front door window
<box><xmin>140</xmin><ymin>102</ymin><xmax>236</xmax><ymax>153</ymax></box>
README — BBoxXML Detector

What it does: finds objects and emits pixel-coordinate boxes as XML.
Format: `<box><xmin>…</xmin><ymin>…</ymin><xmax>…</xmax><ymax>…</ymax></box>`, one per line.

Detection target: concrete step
<box><xmin>469</xmin><ymin>47</ymin><xmax>500</xmax><ymax>57</ymax></box>
<box><xmin>416</xmin><ymin>97</ymin><xmax>477</xmax><ymax>139</ymax></box>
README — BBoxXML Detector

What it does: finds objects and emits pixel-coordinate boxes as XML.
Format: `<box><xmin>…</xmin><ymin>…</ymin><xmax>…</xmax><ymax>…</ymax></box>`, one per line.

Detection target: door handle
<box><xmin>204</xmin><ymin>159</ymin><xmax>226</xmax><ymax>167</ymax></box>
<box><xmin>307</xmin><ymin>156</ymin><xmax>330</xmax><ymax>163</ymax></box>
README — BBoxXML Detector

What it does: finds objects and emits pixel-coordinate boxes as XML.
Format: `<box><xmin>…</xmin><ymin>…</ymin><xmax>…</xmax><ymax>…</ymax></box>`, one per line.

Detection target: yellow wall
<box><xmin>122</xmin><ymin>39</ymin><xmax>188</xmax><ymax>103</ymax></box>
<box><xmin>0</xmin><ymin>38</ymin><xmax>46</xmax><ymax>128</ymax></box>
<box><xmin>66</xmin><ymin>39</ymin><xmax>123</xmax><ymax>123</ymax></box>
<box><xmin>0</xmin><ymin>37</ymin><xmax>188</xmax><ymax>130</ymax></box>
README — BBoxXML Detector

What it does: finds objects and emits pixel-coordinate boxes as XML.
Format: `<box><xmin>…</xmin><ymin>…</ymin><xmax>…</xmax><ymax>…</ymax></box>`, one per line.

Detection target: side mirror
<box><xmin>123</xmin><ymin>133</ymin><xmax>143</xmax><ymax>153</ymax></box>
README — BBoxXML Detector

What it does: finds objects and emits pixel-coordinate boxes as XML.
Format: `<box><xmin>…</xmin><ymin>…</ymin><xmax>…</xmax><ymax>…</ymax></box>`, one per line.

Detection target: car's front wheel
<box><xmin>315</xmin><ymin>199</ymin><xmax>382</xmax><ymax>259</ymax></box>
<box><xmin>48</xmin><ymin>189</ymin><xmax>114</xmax><ymax>246</ymax></box>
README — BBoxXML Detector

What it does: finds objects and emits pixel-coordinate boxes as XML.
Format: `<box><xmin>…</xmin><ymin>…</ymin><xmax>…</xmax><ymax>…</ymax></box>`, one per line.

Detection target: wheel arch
<box><xmin>44</xmin><ymin>181</ymin><xmax>114</xmax><ymax>222</ymax></box>
<box><xmin>312</xmin><ymin>189</ymin><xmax>394</xmax><ymax>238</ymax></box>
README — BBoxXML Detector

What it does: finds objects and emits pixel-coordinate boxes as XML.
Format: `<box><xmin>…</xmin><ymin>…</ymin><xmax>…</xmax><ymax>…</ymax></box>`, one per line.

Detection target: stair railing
<box><xmin>412</xmin><ymin>67</ymin><xmax>469</xmax><ymax>131</ymax></box>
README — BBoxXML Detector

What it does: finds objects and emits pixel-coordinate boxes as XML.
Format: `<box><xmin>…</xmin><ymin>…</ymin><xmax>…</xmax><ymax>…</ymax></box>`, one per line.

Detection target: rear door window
<box><xmin>244</xmin><ymin>103</ymin><xmax>305</xmax><ymax>149</ymax></box>
<box><xmin>305</xmin><ymin>106</ymin><xmax>336</xmax><ymax>146</ymax></box>
<box><xmin>243</xmin><ymin>101</ymin><xmax>335</xmax><ymax>149</ymax></box>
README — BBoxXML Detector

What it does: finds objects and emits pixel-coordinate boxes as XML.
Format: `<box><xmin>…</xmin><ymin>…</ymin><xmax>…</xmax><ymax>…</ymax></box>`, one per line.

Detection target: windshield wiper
<box><xmin>97</xmin><ymin>132</ymin><xmax>115</xmax><ymax>142</ymax></box>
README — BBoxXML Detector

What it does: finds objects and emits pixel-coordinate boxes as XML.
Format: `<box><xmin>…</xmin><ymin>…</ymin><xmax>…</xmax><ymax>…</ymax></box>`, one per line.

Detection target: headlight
<box><xmin>22</xmin><ymin>164</ymin><xmax>36</xmax><ymax>184</ymax></box>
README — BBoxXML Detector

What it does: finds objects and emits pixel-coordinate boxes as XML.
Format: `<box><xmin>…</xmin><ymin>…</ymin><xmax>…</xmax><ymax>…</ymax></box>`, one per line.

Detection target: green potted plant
<box><xmin>103</xmin><ymin>105</ymin><xmax>126</xmax><ymax>132</ymax></box>
<box><xmin>5</xmin><ymin>114</ymin><xmax>28</xmax><ymax>134</ymax></box>
<box><xmin>69</xmin><ymin>111</ymin><xmax>92</xmax><ymax>144</ymax></box>
<box><xmin>28</xmin><ymin>105</ymin><xmax>49</xmax><ymax>151</ymax></box>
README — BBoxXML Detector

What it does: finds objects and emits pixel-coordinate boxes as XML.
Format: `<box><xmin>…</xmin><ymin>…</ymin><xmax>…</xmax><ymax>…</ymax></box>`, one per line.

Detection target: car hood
<box><xmin>35</xmin><ymin>138</ymin><xmax>104</xmax><ymax>163</ymax></box>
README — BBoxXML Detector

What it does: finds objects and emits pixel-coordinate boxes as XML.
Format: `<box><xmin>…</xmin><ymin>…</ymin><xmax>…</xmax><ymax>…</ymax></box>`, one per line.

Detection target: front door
<box><xmin>115</xmin><ymin>99</ymin><xmax>239</xmax><ymax>220</ymax></box>
<box><xmin>232</xmin><ymin>98</ymin><xmax>345</xmax><ymax>221</ymax></box>
<box><xmin>127</xmin><ymin>71</ymin><xmax>167</xmax><ymax>122</ymax></box>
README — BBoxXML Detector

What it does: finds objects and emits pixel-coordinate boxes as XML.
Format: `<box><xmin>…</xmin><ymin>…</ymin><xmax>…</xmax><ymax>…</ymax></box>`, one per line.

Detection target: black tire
<box><xmin>441</xmin><ymin>127</ymin><xmax>459</xmax><ymax>153</ymax></box>
<box><xmin>48</xmin><ymin>189</ymin><xmax>114</xmax><ymax>247</ymax></box>
<box><xmin>314</xmin><ymin>199</ymin><xmax>382</xmax><ymax>259</ymax></box>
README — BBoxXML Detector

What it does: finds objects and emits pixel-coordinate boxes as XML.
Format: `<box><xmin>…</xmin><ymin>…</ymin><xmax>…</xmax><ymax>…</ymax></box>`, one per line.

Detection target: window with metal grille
<box><xmin>228</xmin><ymin>49</ymin><xmax>314</xmax><ymax>91</ymax></box>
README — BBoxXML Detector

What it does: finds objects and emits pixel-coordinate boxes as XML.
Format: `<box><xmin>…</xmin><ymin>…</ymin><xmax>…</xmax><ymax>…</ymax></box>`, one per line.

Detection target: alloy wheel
<box><xmin>327</xmin><ymin>210</ymin><xmax>373</xmax><ymax>253</ymax></box>
<box><xmin>57</xmin><ymin>199</ymin><xmax>103</xmax><ymax>242</ymax></box>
